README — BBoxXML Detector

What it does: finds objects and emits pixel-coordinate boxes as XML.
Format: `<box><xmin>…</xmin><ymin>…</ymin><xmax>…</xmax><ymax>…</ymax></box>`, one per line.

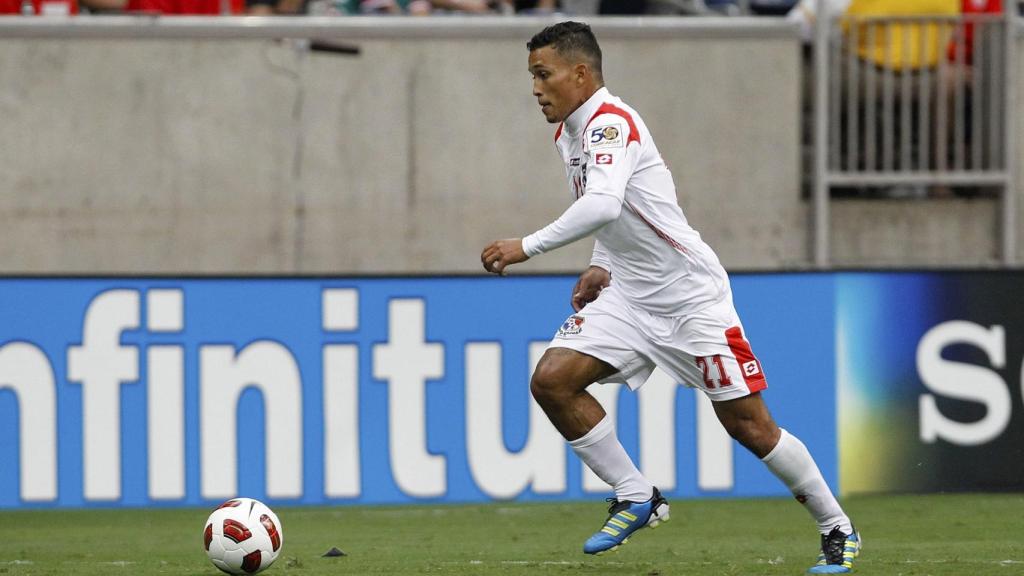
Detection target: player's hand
<box><xmin>572</xmin><ymin>266</ymin><xmax>610</xmax><ymax>311</ymax></box>
<box><xmin>480</xmin><ymin>238</ymin><xmax>529</xmax><ymax>275</ymax></box>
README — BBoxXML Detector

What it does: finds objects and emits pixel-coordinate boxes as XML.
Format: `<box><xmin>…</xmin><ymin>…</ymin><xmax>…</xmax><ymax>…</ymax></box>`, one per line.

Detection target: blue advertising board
<box><xmin>0</xmin><ymin>275</ymin><xmax>836</xmax><ymax>509</ymax></box>
<box><xmin>837</xmin><ymin>272</ymin><xmax>1024</xmax><ymax>494</ymax></box>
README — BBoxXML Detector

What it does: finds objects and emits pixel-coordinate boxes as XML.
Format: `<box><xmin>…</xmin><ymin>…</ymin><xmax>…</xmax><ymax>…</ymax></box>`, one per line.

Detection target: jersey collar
<box><xmin>563</xmin><ymin>87</ymin><xmax>610</xmax><ymax>137</ymax></box>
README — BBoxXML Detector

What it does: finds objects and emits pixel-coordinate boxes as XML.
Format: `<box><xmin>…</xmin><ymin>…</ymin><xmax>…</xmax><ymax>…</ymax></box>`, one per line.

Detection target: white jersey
<box><xmin>522</xmin><ymin>87</ymin><xmax>730</xmax><ymax>317</ymax></box>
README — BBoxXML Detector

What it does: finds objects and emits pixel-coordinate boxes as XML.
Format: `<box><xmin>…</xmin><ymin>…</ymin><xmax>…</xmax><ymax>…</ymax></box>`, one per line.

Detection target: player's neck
<box><xmin>563</xmin><ymin>85</ymin><xmax>608</xmax><ymax>134</ymax></box>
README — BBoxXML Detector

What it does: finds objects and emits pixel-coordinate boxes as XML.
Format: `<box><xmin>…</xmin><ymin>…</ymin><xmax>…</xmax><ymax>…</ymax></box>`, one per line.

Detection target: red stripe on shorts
<box><xmin>725</xmin><ymin>326</ymin><xmax>767</xmax><ymax>392</ymax></box>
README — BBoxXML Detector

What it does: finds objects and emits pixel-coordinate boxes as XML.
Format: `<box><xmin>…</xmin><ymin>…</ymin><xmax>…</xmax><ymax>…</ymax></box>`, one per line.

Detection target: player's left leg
<box><xmin>713</xmin><ymin>394</ymin><xmax>860</xmax><ymax>574</ymax></box>
<box><xmin>655</xmin><ymin>294</ymin><xmax>860</xmax><ymax>573</ymax></box>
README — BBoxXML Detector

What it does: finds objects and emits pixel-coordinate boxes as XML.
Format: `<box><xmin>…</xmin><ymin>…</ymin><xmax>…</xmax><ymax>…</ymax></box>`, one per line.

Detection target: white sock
<box><xmin>569</xmin><ymin>415</ymin><xmax>653</xmax><ymax>503</ymax></box>
<box><xmin>762</xmin><ymin>428</ymin><xmax>852</xmax><ymax>535</ymax></box>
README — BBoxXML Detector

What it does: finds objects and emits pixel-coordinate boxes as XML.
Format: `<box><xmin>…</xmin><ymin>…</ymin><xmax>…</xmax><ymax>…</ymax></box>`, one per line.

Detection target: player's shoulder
<box><xmin>587</xmin><ymin>98</ymin><xmax>640</xmax><ymax>125</ymax></box>
<box><xmin>584</xmin><ymin>98</ymin><xmax>641</xmax><ymax>150</ymax></box>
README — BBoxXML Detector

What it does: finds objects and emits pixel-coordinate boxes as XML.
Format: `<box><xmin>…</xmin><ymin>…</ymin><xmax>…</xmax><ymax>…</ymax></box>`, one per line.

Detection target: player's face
<box><xmin>529</xmin><ymin>46</ymin><xmax>585</xmax><ymax>124</ymax></box>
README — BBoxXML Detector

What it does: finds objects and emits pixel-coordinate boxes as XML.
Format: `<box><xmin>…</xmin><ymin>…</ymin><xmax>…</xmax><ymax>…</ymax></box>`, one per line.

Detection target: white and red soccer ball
<box><xmin>203</xmin><ymin>498</ymin><xmax>283</xmax><ymax>574</ymax></box>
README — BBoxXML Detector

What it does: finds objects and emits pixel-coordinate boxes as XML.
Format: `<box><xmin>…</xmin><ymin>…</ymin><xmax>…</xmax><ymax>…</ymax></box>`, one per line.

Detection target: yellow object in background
<box><xmin>844</xmin><ymin>0</ymin><xmax>960</xmax><ymax>70</ymax></box>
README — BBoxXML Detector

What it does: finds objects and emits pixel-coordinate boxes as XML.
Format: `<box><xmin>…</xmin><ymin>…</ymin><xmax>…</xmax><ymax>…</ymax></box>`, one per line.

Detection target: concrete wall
<box><xmin>0</xmin><ymin>18</ymin><xmax>802</xmax><ymax>273</ymax></box>
<box><xmin>0</xmin><ymin>18</ymin><xmax>1019</xmax><ymax>273</ymax></box>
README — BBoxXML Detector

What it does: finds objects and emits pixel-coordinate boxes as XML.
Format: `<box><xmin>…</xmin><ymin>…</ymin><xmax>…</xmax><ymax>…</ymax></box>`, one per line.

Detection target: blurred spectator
<box><xmin>405</xmin><ymin>0</ymin><xmax>554</xmax><ymax>14</ymax></box>
<box><xmin>848</xmin><ymin>1</ymin><xmax>960</xmax><ymax>198</ymax></box>
<box><xmin>787</xmin><ymin>0</ymin><xmax>852</xmax><ymax>43</ymax></box>
<box><xmin>943</xmin><ymin>0</ymin><xmax>1001</xmax><ymax>197</ymax></box>
<box><xmin>679</xmin><ymin>0</ymin><xmax>798</xmax><ymax>15</ymax></box>
<box><xmin>306</xmin><ymin>0</ymin><xmax>389</xmax><ymax>14</ymax></box>
<box><xmin>246</xmin><ymin>0</ymin><xmax>304</xmax><ymax>15</ymax></box>
<box><xmin>948</xmin><ymin>0</ymin><xmax>1001</xmax><ymax>65</ymax></box>
<box><xmin>789</xmin><ymin>0</ymin><xmax>964</xmax><ymax>198</ymax></box>
<box><xmin>0</xmin><ymin>0</ymin><xmax>79</xmax><ymax>14</ymax></box>
<box><xmin>422</xmin><ymin>0</ymin><xmax>499</xmax><ymax>12</ymax></box>
<box><xmin>510</xmin><ymin>0</ymin><xmax>556</xmax><ymax>13</ymax></box>
<box><xmin>307</xmin><ymin>0</ymin><xmax>511</xmax><ymax>13</ymax></box>
<box><xmin>560</xmin><ymin>0</ymin><xmax>597</xmax><ymax>13</ymax></box>
<box><xmin>1</xmin><ymin>0</ymin><xmax>247</xmax><ymax>12</ymax></box>
<box><xmin>599</xmin><ymin>0</ymin><xmax>644</xmax><ymax>13</ymax></box>
<box><xmin>846</xmin><ymin>0</ymin><xmax>960</xmax><ymax>71</ymax></box>
<box><xmin>113</xmin><ymin>0</ymin><xmax>243</xmax><ymax>12</ymax></box>
<box><xmin>749</xmin><ymin>0</ymin><xmax>798</xmax><ymax>15</ymax></box>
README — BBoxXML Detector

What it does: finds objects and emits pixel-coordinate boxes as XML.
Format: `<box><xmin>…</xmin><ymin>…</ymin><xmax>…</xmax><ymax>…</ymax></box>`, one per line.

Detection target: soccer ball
<box><xmin>203</xmin><ymin>498</ymin><xmax>284</xmax><ymax>574</ymax></box>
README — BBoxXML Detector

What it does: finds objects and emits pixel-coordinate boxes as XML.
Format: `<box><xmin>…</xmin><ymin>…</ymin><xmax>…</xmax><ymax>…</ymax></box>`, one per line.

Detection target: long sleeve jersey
<box><xmin>522</xmin><ymin>87</ymin><xmax>730</xmax><ymax>317</ymax></box>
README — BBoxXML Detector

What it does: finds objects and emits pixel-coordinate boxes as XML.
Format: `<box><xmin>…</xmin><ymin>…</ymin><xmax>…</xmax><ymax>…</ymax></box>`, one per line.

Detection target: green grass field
<box><xmin>1</xmin><ymin>494</ymin><xmax>1021</xmax><ymax>575</ymax></box>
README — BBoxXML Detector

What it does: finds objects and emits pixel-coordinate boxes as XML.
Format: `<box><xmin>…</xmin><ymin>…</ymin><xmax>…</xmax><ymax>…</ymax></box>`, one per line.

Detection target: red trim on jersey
<box><xmin>725</xmin><ymin>326</ymin><xmax>767</xmax><ymax>393</ymax></box>
<box><xmin>625</xmin><ymin>201</ymin><xmax>689</xmax><ymax>254</ymax></box>
<box><xmin>554</xmin><ymin>123</ymin><xmax>564</xmax><ymax>142</ymax></box>
<box><xmin>587</xmin><ymin>103</ymin><xmax>640</xmax><ymax>145</ymax></box>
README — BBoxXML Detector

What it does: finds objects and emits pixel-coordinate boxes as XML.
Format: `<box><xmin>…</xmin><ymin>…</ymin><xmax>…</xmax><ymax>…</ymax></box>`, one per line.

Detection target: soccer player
<box><xmin>480</xmin><ymin>21</ymin><xmax>861</xmax><ymax>573</ymax></box>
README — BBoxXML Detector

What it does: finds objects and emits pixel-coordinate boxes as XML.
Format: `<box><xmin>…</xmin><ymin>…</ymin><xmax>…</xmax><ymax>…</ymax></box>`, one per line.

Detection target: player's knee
<box><xmin>530</xmin><ymin>361</ymin><xmax>574</xmax><ymax>406</ymax></box>
<box><xmin>530</xmin><ymin>365</ymin><xmax>560</xmax><ymax>406</ymax></box>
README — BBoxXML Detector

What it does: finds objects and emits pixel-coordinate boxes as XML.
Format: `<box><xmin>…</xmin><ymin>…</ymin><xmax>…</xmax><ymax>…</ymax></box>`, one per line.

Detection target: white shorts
<box><xmin>547</xmin><ymin>284</ymin><xmax>767</xmax><ymax>402</ymax></box>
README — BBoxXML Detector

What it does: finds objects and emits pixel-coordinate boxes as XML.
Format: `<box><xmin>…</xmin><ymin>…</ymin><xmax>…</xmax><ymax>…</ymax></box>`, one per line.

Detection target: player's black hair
<box><xmin>527</xmin><ymin>21</ymin><xmax>603</xmax><ymax>81</ymax></box>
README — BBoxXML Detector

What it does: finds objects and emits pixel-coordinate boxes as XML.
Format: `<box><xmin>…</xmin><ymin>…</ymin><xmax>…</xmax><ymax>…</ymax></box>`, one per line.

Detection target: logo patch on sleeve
<box><xmin>595</xmin><ymin>153</ymin><xmax>613</xmax><ymax>165</ymax></box>
<box><xmin>587</xmin><ymin>123</ymin><xmax>624</xmax><ymax>150</ymax></box>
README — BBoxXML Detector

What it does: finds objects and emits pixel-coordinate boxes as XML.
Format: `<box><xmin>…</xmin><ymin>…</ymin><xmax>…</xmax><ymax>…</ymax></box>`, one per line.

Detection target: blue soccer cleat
<box><xmin>807</xmin><ymin>525</ymin><xmax>861</xmax><ymax>573</ymax></box>
<box><xmin>583</xmin><ymin>487</ymin><xmax>670</xmax><ymax>555</ymax></box>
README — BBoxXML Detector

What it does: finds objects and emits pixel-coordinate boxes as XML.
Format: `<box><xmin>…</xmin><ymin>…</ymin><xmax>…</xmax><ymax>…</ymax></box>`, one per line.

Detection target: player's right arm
<box><xmin>521</xmin><ymin>112</ymin><xmax>640</xmax><ymax>258</ymax></box>
<box><xmin>571</xmin><ymin>264</ymin><xmax>610</xmax><ymax>312</ymax></box>
<box><xmin>590</xmin><ymin>238</ymin><xmax>611</xmax><ymax>271</ymax></box>
<box><xmin>520</xmin><ymin>188</ymin><xmax>622</xmax><ymax>257</ymax></box>
<box><xmin>572</xmin><ymin>238</ymin><xmax>611</xmax><ymax>310</ymax></box>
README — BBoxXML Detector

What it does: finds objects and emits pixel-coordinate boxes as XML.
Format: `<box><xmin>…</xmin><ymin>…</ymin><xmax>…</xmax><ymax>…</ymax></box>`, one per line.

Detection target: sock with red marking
<box><xmin>762</xmin><ymin>428</ymin><xmax>852</xmax><ymax>535</ymax></box>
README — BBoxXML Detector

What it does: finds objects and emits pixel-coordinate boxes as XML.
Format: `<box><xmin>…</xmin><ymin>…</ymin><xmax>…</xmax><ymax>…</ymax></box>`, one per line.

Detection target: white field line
<box><xmin>901</xmin><ymin>559</ymin><xmax>1024</xmax><ymax>565</ymax></box>
<box><xmin>447</xmin><ymin>558</ymin><xmax>1024</xmax><ymax>568</ymax></box>
<box><xmin>449</xmin><ymin>559</ymin><xmax>723</xmax><ymax>567</ymax></box>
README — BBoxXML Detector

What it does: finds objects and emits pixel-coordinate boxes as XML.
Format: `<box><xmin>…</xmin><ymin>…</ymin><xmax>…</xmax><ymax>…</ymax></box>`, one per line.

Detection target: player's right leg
<box><xmin>529</xmin><ymin>347</ymin><xmax>617</xmax><ymax>441</ymax></box>
<box><xmin>531</xmin><ymin>347</ymin><xmax>669</xmax><ymax>554</ymax></box>
<box><xmin>532</xmin><ymin>291</ymin><xmax>668</xmax><ymax>554</ymax></box>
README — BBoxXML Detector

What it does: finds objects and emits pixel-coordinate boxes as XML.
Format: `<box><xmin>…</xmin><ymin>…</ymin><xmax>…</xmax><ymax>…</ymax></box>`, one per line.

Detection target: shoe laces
<box><xmin>820</xmin><ymin>526</ymin><xmax>849</xmax><ymax>565</ymax></box>
<box><xmin>605</xmin><ymin>497</ymin><xmax>627</xmax><ymax>515</ymax></box>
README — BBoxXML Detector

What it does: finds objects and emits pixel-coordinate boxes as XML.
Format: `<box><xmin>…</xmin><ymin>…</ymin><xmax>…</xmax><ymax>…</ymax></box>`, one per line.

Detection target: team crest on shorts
<box><xmin>558</xmin><ymin>315</ymin><xmax>585</xmax><ymax>337</ymax></box>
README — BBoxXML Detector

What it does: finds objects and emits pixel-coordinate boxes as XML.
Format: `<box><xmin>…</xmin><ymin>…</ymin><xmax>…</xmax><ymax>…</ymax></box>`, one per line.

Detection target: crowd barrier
<box><xmin>812</xmin><ymin>6</ymin><xmax>1022</xmax><ymax>265</ymax></box>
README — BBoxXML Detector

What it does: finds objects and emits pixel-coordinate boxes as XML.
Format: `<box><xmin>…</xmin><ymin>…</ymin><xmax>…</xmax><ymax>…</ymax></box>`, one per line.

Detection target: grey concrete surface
<box><xmin>0</xmin><ymin>18</ymin><xmax>1017</xmax><ymax>273</ymax></box>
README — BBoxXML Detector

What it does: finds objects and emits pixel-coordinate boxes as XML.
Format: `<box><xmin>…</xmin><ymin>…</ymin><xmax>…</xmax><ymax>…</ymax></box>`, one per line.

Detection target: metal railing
<box><xmin>813</xmin><ymin>2</ymin><xmax>1018</xmax><ymax>267</ymax></box>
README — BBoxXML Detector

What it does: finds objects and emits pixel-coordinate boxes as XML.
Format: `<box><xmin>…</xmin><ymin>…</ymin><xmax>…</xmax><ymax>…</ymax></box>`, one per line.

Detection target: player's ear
<box><xmin>574</xmin><ymin>62</ymin><xmax>588</xmax><ymax>85</ymax></box>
